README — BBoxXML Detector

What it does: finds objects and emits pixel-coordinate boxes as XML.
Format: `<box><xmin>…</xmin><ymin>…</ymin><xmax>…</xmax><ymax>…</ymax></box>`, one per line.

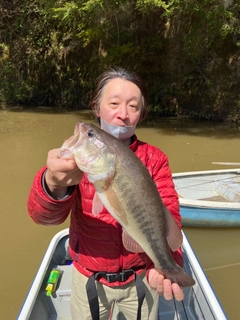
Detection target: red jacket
<box><xmin>27</xmin><ymin>135</ymin><xmax>183</xmax><ymax>286</ymax></box>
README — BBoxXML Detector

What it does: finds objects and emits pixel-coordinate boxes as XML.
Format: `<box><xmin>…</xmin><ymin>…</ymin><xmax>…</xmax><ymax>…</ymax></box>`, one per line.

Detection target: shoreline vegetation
<box><xmin>1</xmin><ymin>1</ymin><xmax>240</xmax><ymax>122</ymax></box>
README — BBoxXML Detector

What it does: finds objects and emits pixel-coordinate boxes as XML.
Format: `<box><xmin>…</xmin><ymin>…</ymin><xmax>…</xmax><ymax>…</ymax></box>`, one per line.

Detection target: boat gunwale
<box><xmin>17</xmin><ymin>228</ymin><xmax>69</xmax><ymax>320</ymax></box>
<box><xmin>179</xmin><ymin>198</ymin><xmax>240</xmax><ymax>209</ymax></box>
<box><xmin>182</xmin><ymin>233</ymin><xmax>227</xmax><ymax>319</ymax></box>
<box><xmin>173</xmin><ymin>168</ymin><xmax>240</xmax><ymax>177</ymax></box>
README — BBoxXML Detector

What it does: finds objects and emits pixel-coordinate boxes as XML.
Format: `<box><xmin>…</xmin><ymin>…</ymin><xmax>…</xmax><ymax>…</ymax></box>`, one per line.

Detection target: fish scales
<box><xmin>60</xmin><ymin>122</ymin><xmax>195</xmax><ymax>287</ymax></box>
<box><xmin>112</xmin><ymin>157</ymin><xmax>172</xmax><ymax>267</ymax></box>
<box><xmin>110</xmin><ymin>151</ymin><xmax>190</xmax><ymax>281</ymax></box>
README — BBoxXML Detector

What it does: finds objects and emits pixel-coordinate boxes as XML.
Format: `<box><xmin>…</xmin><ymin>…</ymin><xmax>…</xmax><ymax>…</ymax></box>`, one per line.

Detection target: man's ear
<box><xmin>94</xmin><ymin>105</ymin><xmax>100</xmax><ymax>118</ymax></box>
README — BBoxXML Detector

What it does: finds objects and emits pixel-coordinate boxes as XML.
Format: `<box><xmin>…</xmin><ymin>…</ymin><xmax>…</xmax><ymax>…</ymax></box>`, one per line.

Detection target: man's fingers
<box><xmin>162</xmin><ymin>279</ymin><xmax>184</xmax><ymax>301</ymax></box>
<box><xmin>148</xmin><ymin>269</ymin><xmax>184</xmax><ymax>301</ymax></box>
<box><xmin>155</xmin><ymin>273</ymin><xmax>164</xmax><ymax>294</ymax></box>
<box><xmin>163</xmin><ymin>279</ymin><xmax>173</xmax><ymax>300</ymax></box>
<box><xmin>172</xmin><ymin>283</ymin><xmax>184</xmax><ymax>301</ymax></box>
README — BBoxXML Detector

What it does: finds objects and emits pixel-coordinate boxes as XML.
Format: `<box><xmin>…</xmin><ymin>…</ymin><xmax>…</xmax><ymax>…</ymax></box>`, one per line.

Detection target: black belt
<box><xmin>86</xmin><ymin>266</ymin><xmax>146</xmax><ymax>320</ymax></box>
<box><xmin>95</xmin><ymin>265</ymin><xmax>144</xmax><ymax>283</ymax></box>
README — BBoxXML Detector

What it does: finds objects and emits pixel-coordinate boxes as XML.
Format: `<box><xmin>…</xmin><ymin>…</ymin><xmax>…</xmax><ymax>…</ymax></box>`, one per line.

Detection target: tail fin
<box><xmin>160</xmin><ymin>266</ymin><xmax>195</xmax><ymax>288</ymax></box>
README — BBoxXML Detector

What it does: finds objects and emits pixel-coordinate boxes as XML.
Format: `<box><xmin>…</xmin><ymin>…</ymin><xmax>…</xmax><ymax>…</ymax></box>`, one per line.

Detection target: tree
<box><xmin>0</xmin><ymin>0</ymin><xmax>240</xmax><ymax>121</ymax></box>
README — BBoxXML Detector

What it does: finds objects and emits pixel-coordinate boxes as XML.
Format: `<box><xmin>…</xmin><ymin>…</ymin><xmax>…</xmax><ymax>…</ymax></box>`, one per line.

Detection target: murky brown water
<box><xmin>1</xmin><ymin>108</ymin><xmax>240</xmax><ymax>319</ymax></box>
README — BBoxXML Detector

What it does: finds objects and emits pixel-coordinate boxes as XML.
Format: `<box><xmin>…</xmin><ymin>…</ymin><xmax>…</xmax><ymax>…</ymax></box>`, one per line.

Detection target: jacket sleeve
<box><xmin>27</xmin><ymin>166</ymin><xmax>76</xmax><ymax>225</ymax></box>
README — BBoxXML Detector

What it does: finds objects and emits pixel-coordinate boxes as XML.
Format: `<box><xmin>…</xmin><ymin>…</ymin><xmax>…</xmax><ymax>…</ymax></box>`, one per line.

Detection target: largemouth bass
<box><xmin>60</xmin><ymin>122</ymin><xmax>195</xmax><ymax>287</ymax></box>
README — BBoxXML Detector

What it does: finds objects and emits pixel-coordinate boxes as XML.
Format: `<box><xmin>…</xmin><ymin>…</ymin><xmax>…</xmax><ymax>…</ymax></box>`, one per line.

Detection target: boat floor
<box><xmin>199</xmin><ymin>195</ymin><xmax>230</xmax><ymax>202</ymax></box>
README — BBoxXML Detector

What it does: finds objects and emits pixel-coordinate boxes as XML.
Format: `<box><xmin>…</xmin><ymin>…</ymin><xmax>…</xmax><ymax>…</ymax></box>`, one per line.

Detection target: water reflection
<box><xmin>142</xmin><ymin>116</ymin><xmax>240</xmax><ymax>138</ymax></box>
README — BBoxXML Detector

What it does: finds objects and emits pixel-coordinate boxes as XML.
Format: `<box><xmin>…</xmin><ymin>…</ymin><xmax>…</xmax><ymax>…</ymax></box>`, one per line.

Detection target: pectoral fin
<box><xmin>122</xmin><ymin>229</ymin><xmax>144</xmax><ymax>253</ymax></box>
<box><xmin>92</xmin><ymin>192</ymin><xmax>104</xmax><ymax>216</ymax></box>
<box><xmin>104</xmin><ymin>187</ymin><xmax>129</xmax><ymax>226</ymax></box>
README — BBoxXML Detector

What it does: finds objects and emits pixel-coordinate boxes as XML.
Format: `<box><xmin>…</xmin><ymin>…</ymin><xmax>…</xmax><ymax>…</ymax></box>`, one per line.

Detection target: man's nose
<box><xmin>117</xmin><ymin>104</ymin><xmax>128</xmax><ymax>119</ymax></box>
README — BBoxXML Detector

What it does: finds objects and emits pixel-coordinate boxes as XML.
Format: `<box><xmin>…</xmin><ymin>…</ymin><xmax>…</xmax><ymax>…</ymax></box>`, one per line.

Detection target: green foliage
<box><xmin>136</xmin><ymin>0</ymin><xmax>171</xmax><ymax>13</ymax></box>
<box><xmin>0</xmin><ymin>0</ymin><xmax>240</xmax><ymax>120</ymax></box>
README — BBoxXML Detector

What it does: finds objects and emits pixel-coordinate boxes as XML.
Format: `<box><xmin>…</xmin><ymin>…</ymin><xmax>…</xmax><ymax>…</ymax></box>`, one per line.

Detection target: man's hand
<box><xmin>148</xmin><ymin>268</ymin><xmax>184</xmax><ymax>301</ymax></box>
<box><xmin>45</xmin><ymin>148</ymin><xmax>83</xmax><ymax>199</ymax></box>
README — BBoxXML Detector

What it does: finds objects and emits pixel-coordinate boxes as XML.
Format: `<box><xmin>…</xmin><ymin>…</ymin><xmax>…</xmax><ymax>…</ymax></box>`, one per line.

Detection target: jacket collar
<box><xmin>129</xmin><ymin>134</ymin><xmax>138</xmax><ymax>152</ymax></box>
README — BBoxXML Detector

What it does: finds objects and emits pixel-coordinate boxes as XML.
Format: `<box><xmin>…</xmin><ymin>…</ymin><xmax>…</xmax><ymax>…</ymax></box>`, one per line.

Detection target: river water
<box><xmin>1</xmin><ymin>108</ymin><xmax>240</xmax><ymax>319</ymax></box>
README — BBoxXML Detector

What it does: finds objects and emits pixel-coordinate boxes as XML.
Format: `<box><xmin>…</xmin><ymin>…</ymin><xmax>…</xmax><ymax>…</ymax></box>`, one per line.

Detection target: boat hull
<box><xmin>173</xmin><ymin>169</ymin><xmax>240</xmax><ymax>227</ymax></box>
<box><xmin>180</xmin><ymin>205</ymin><xmax>240</xmax><ymax>227</ymax></box>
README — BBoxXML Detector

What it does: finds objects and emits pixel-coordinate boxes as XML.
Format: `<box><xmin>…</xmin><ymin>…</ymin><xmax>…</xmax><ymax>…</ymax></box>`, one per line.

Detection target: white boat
<box><xmin>173</xmin><ymin>168</ymin><xmax>240</xmax><ymax>227</ymax></box>
<box><xmin>17</xmin><ymin>228</ymin><xmax>227</xmax><ymax>320</ymax></box>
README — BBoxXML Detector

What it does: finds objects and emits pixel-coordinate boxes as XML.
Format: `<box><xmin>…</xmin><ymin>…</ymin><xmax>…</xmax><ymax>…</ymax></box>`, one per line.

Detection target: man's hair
<box><xmin>91</xmin><ymin>67</ymin><xmax>149</xmax><ymax>122</ymax></box>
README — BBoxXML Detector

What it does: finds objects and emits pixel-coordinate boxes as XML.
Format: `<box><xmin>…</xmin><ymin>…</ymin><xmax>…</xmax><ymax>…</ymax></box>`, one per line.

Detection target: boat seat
<box><xmin>215</xmin><ymin>181</ymin><xmax>240</xmax><ymax>203</ymax></box>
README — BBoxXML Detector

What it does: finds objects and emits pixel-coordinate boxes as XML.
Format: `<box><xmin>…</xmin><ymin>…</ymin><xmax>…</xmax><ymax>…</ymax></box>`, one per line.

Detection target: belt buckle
<box><xmin>105</xmin><ymin>271</ymin><xmax>129</xmax><ymax>283</ymax></box>
<box><xmin>119</xmin><ymin>271</ymin><xmax>128</xmax><ymax>282</ymax></box>
<box><xmin>105</xmin><ymin>273</ymin><xmax>119</xmax><ymax>283</ymax></box>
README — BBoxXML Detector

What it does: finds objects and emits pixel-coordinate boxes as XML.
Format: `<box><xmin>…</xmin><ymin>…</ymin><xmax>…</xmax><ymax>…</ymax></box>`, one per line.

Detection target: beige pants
<box><xmin>70</xmin><ymin>266</ymin><xmax>159</xmax><ymax>320</ymax></box>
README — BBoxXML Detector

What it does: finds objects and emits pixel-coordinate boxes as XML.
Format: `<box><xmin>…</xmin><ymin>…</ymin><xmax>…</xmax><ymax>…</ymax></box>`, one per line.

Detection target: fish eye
<box><xmin>87</xmin><ymin>129</ymin><xmax>95</xmax><ymax>139</ymax></box>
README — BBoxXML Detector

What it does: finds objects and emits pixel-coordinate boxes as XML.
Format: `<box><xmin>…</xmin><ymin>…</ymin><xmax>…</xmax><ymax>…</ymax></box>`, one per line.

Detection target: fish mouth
<box><xmin>72</xmin><ymin>122</ymin><xmax>105</xmax><ymax>169</ymax></box>
<box><xmin>59</xmin><ymin>122</ymin><xmax>85</xmax><ymax>158</ymax></box>
<box><xmin>74</xmin><ymin>122</ymin><xmax>84</xmax><ymax>135</ymax></box>
<box><xmin>60</xmin><ymin>122</ymin><xmax>113</xmax><ymax>175</ymax></box>
<box><xmin>65</xmin><ymin>122</ymin><xmax>87</xmax><ymax>151</ymax></box>
<box><xmin>59</xmin><ymin>131</ymin><xmax>81</xmax><ymax>156</ymax></box>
